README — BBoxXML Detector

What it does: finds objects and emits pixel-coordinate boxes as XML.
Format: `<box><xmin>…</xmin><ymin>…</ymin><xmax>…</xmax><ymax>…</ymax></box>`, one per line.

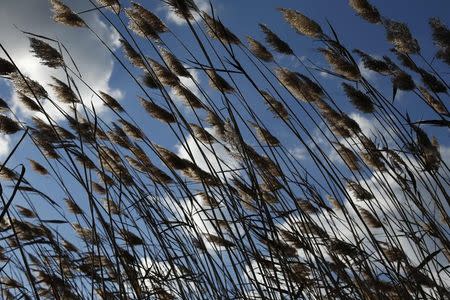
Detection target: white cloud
<box><xmin>289</xmin><ymin>146</ymin><xmax>307</xmax><ymax>160</ymax></box>
<box><xmin>0</xmin><ymin>135</ymin><xmax>11</xmax><ymax>159</ymax></box>
<box><xmin>0</xmin><ymin>0</ymin><xmax>123</xmax><ymax>152</ymax></box>
<box><xmin>0</xmin><ymin>0</ymin><xmax>122</xmax><ymax>119</ymax></box>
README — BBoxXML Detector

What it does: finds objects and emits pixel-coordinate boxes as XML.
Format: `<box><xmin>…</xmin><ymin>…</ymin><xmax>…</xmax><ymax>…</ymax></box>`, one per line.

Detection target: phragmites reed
<box><xmin>429</xmin><ymin>18</ymin><xmax>450</xmax><ymax>65</ymax></box>
<box><xmin>391</xmin><ymin>69</ymin><xmax>416</xmax><ymax>91</ymax></box>
<box><xmin>275</xmin><ymin>68</ymin><xmax>323</xmax><ymax>102</ymax></box>
<box><xmin>0</xmin><ymin>166</ymin><xmax>19</xmax><ymax>180</ymax></box>
<box><xmin>0</xmin><ymin>57</ymin><xmax>16</xmax><ymax>75</ymax></box>
<box><xmin>384</xmin><ymin>19</ymin><xmax>420</xmax><ymax>54</ymax></box>
<box><xmin>140</xmin><ymin>98</ymin><xmax>176</xmax><ymax>123</ymax></box>
<box><xmin>98</xmin><ymin>91</ymin><xmax>123</xmax><ymax>112</ymax></box>
<box><xmin>206</xmin><ymin>69</ymin><xmax>235</xmax><ymax>94</ymax></box>
<box><xmin>247</xmin><ymin>37</ymin><xmax>274</xmax><ymax>62</ymax></box>
<box><xmin>0</xmin><ymin>1</ymin><xmax>449</xmax><ymax>299</ymax></box>
<box><xmin>155</xmin><ymin>144</ymin><xmax>192</xmax><ymax>170</ymax></box>
<box><xmin>342</xmin><ymin>82</ymin><xmax>374</xmax><ymax>113</ymax></box>
<box><xmin>96</xmin><ymin>0</ymin><xmax>121</xmax><ymax>14</ymax></box>
<box><xmin>17</xmin><ymin>92</ymin><xmax>41</xmax><ymax>112</ymax></box>
<box><xmin>319</xmin><ymin>48</ymin><xmax>361</xmax><ymax>81</ymax></box>
<box><xmin>160</xmin><ymin>48</ymin><xmax>190</xmax><ymax>77</ymax></box>
<box><xmin>354</xmin><ymin>49</ymin><xmax>391</xmax><ymax>75</ymax></box>
<box><xmin>172</xmin><ymin>83</ymin><xmax>205</xmax><ymax>108</ymax></box>
<box><xmin>120</xmin><ymin>38</ymin><xmax>146</xmax><ymax>69</ymax></box>
<box><xmin>0</xmin><ymin>114</ymin><xmax>21</xmax><ymax>134</ymax></box>
<box><xmin>336</xmin><ymin>143</ymin><xmax>360</xmax><ymax>170</ymax></box>
<box><xmin>347</xmin><ymin>180</ymin><xmax>374</xmax><ymax>200</ymax></box>
<box><xmin>165</xmin><ymin>0</ymin><xmax>197</xmax><ymax>21</ymax></box>
<box><xmin>142</xmin><ymin>71</ymin><xmax>159</xmax><ymax>89</ymax></box>
<box><xmin>418</xmin><ymin>68</ymin><xmax>447</xmax><ymax>93</ymax></box>
<box><xmin>49</xmin><ymin>77</ymin><xmax>80</xmax><ymax>103</ymax></box>
<box><xmin>65</xmin><ymin>198</ymin><xmax>83</xmax><ymax>215</ymax></box>
<box><xmin>125</xmin><ymin>3</ymin><xmax>167</xmax><ymax>40</ymax></box>
<box><xmin>250</xmin><ymin>122</ymin><xmax>280</xmax><ymax>146</ymax></box>
<box><xmin>278</xmin><ymin>8</ymin><xmax>323</xmax><ymax>39</ymax></box>
<box><xmin>259</xmin><ymin>24</ymin><xmax>294</xmax><ymax>55</ymax></box>
<box><xmin>74</xmin><ymin>152</ymin><xmax>96</xmax><ymax>169</ymax></box>
<box><xmin>358</xmin><ymin>207</ymin><xmax>382</xmax><ymax>228</ymax></box>
<box><xmin>348</xmin><ymin>0</ymin><xmax>381</xmax><ymax>24</ymax></box>
<box><xmin>148</xmin><ymin>59</ymin><xmax>179</xmax><ymax>87</ymax></box>
<box><xmin>50</xmin><ymin>0</ymin><xmax>85</xmax><ymax>27</ymax></box>
<box><xmin>203</xmin><ymin>13</ymin><xmax>240</xmax><ymax>45</ymax></box>
<box><xmin>204</xmin><ymin>233</ymin><xmax>235</xmax><ymax>248</ymax></box>
<box><xmin>118</xmin><ymin>119</ymin><xmax>144</xmax><ymax>140</ymax></box>
<box><xmin>0</xmin><ymin>97</ymin><xmax>9</xmax><ymax>112</ymax></box>
<box><xmin>16</xmin><ymin>205</ymin><xmax>36</xmax><ymax>218</ymax></box>
<box><xmin>189</xmin><ymin>123</ymin><xmax>214</xmax><ymax>143</ymax></box>
<box><xmin>28</xmin><ymin>159</ymin><xmax>48</xmax><ymax>175</ymax></box>
<box><xmin>261</xmin><ymin>91</ymin><xmax>289</xmax><ymax>120</ymax></box>
<box><xmin>418</xmin><ymin>86</ymin><xmax>449</xmax><ymax>115</ymax></box>
<box><xmin>10</xmin><ymin>72</ymin><xmax>48</xmax><ymax>99</ymax></box>
<box><xmin>29</xmin><ymin>38</ymin><xmax>64</xmax><ymax>68</ymax></box>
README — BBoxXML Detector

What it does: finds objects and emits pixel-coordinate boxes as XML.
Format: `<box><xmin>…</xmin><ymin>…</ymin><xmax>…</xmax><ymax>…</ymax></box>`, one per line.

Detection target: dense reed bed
<box><xmin>0</xmin><ymin>0</ymin><xmax>448</xmax><ymax>299</ymax></box>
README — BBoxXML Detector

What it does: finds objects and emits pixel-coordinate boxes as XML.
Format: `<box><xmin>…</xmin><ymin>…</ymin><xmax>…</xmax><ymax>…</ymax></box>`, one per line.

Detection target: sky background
<box><xmin>0</xmin><ymin>0</ymin><xmax>448</xmax><ymax>156</ymax></box>
<box><xmin>0</xmin><ymin>1</ymin><xmax>447</xmax><ymax>209</ymax></box>
<box><xmin>0</xmin><ymin>0</ymin><xmax>448</xmax><ymax>297</ymax></box>
<box><xmin>0</xmin><ymin>0</ymin><xmax>447</xmax><ymax>216</ymax></box>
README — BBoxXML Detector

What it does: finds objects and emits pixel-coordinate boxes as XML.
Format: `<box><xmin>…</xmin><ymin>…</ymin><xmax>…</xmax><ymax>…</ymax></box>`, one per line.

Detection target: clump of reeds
<box><xmin>0</xmin><ymin>1</ymin><xmax>448</xmax><ymax>299</ymax></box>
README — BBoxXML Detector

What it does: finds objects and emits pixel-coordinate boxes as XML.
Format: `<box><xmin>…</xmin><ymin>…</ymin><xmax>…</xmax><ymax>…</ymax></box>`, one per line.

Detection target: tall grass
<box><xmin>0</xmin><ymin>0</ymin><xmax>448</xmax><ymax>299</ymax></box>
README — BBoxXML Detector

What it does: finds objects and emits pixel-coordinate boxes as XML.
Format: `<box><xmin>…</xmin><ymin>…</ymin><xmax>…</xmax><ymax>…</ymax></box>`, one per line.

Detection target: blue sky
<box><xmin>0</xmin><ymin>0</ymin><xmax>449</xmax><ymax>298</ymax></box>
<box><xmin>0</xmin><ymin>0</ymin><xmax>448</xmax><ymax>251</ymax></box>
